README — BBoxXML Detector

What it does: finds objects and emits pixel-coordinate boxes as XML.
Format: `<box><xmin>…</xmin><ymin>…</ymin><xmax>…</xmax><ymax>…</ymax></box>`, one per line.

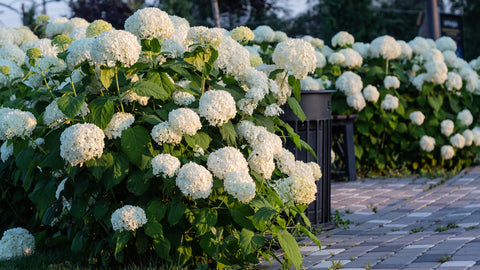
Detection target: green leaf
<box><xmin>153</xmin><ymin>236</ymin><xmax>171</xmax><ymax>259</ymax></box>
<box><xmin>126</xmin><ymin>170</ymin><xmax>151</xmax><ymax>196</ymax></box>
<box><xmin>354</xmin><ymin>145</ymin><xmax>363</xmax><ymax>159</ymax></box>
<box><xmin>199</xmin><ymin>232</ymin><xmax>218</xmax><ymax>257</ymax></box>
<box><xmin>194</xmin><ymin>208</ymin><xmax>217</xmax><ymax>236</ymax></box>
<box><xmin>193</xmin><ymin>132</ymin><xmax>212</xmax><ymax>151</ymax></box>
<box><xmin>56</xmin><ymin>94</ymin><xmax>85</xmax><ymax>119</ymax></box>
<box><xmin>114</xmin><ymin>230</ymin><xmax>131</xmax><ymax>261</ymax></box>
<box><xmin>121</xmin><ymin>126</ymin><xmax>152</xmax><ymax>169</ymax></box>
<box><xmin>93</xmin><ymin>199</ymin><xmax>109</xmax><ymax>221</ymax></box>
<box><xmin>448</xmin><ymin>95</ymin><xmax>461</xmax><ymax>113</ymax></box>
<box><xmin>145</xmin><ymin>221</ymin><xmax>164</xmax><ymax>238</ymax></box>
<box><xmin>357</xmin><ymin>122</ymin><xmax>369</xmax><ymax>135</ymax></box>
<box><xmin>287</xmin><ymin>97</ymin><xmax>306</xmax><ymax>122</ymax></box>
<box><xmin>87</xmin><ymin>96</ymin><xmax>114</xmax><ymax>130</ymax></box>
<box><xmin>396</xmin><ymin>122</ymin><xmax>408</xmax><ymax>133</ymax></box>
<box><xmin>288</xmin><ymin>75</ymin><xmax>301</xmax><ymax>101</ymax></box>
<box><xmin>364</xmin><ymin>106</ymin><xmax>374</xmax><ymax>120</ymax></box>
<box><xmin>254</xmin><ymin>115</ymin><xmax>275</xmax><ymax>133</ymax></box>
<box><xmin>298</xmin><ymin>225</ymin><xmax>321</xmax><ymax>249</ymax></box>
<box><xmin>428</xmin><ymin>96</ymin><xmax>443</xmax><ymax>112</ymax></box>
<box><xmin>100</xmin><ymin>66</ymin><xmax>115</xmax><ymax>89</ymax></box>
<box><xmin>252</xmin><ymin>207</ymin><xmax>277</xmax><ymax>231</ymax></box>
<box><xmin>28</xmin><ymin>178</ymin><xmax>56</xmax><ymax>218</ymax></box>
<box><xmin>146</xmin><ymin>200</ymin><xmax>167</xmax><ymax>222</ymax></box>
<box><xmin>71</xmin><ymin>232</ymin><xmax>86</xmax><ymax>253</ymax></box>
<box><xmin>15</xmin><ymin>147</ymin><xmax>34</xmax><ymax>174</ymax></box>
<box><xmin>131</xmin><ymin>81</ymin><xmax>169</xmax><ymax>101</ymax></box>
<box><xmin>104</xmin><ymin>153</ymin><xmax>129</xmax><ymax>190</ymax></box>
<box><xmin>70</xmin><ymin>197</ymin><xmax>88</xmax><ymax>218</ymax></box>
<box><xmin>146</xmin><ymin>71</ymin><xmax>176</xmax><ymax>96</ymax></box>
<box><xmin>299</xmin><ymin>139</ymin><xmax>317</xmax><ymax>160</ymax></box>
<box><xmin>277</xmin><ymin>230</ymin><xmax>302</xmax><ymax>270</ymax></box>
<box><xmin>218</xmin><ymin>121</ymin><xmax>237</xmax><ymax>146</ymax></box>
<box><xmin>176</xmin><ymin>245</ymin><xmax>191</xmax><ymax>265</ymax></box>
<box><xmin>239</xmin><ymin>228</ymin><xmax>265</xmax><ymax>255</ymax></box>
<box><xmin>396</xmin><ymin>102</ymin><xmax>405</xmax><ymax>115</ymax></box>
<box><xmin>230</xmin><ymin>205</ymin><xmax>255</xmax><ymax>230</ymax></box>
<box><xmin>168</xmin><ymin>200</ymin><xmax>186</xmax><ymax>225</ymax></box>
<box><xmin>136</xmin><ymin>231</ymin><xmax>149</xmax><ymax>254</ymax></box>
<box><xmin>85</xmin><ymin>151</ymin><xmax>114</xmax><ymax>181</ymax></box>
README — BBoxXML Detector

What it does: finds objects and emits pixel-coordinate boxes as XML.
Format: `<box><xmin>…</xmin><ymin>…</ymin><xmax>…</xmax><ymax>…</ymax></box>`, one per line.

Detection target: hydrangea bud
<box><xmin>86</xmin><ymin>20</ymin><xmax>112</xmax><ymax>38</ymax></box>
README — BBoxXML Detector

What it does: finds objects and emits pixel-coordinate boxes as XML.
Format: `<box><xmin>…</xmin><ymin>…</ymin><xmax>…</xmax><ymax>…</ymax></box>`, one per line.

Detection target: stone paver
<box><xmin>256</xmin><ymin>166</ymin><xmax>480</xmax><ymax>270</ymax></box>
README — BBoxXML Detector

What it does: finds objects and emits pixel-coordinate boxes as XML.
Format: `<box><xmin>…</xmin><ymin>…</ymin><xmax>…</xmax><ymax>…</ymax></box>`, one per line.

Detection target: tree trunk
<box><xmin>211</xmin><ymin>0</ymin><xmax>221</xmax><ymax>28</ymax></box>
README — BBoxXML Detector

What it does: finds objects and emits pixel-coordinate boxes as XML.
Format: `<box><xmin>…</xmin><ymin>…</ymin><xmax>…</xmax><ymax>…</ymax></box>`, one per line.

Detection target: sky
<box><xmin>0</xmin><ymin>0</ymin><xmax>310</xmax><ymax>28</ymax></box>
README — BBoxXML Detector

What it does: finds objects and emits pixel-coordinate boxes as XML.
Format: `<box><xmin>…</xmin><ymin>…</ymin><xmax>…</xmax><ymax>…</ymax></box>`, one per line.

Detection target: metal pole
<box><xmin>426</xmin><ymin>0</ymin><xmax>440</xmax><ymax>39</ymax></box>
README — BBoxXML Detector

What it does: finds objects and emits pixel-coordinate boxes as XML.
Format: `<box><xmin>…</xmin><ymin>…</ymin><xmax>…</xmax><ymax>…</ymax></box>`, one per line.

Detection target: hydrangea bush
<box><xmin>282</xmin><ymin>30</ymin><xmax>480</xmax><ymax>175</ymax></box>
<box><xmin>0</xmin><ymin>9</ymin><xmax>323</xmax><ymax>269</ymax></box>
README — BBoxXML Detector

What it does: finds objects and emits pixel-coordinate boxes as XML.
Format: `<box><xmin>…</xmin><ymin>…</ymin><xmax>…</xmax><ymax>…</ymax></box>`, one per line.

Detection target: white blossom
<box><xmin>346</xmin><ymin>93</ymin><xmax>366</xmax><ymax>111</ymax></box>
<box><xmin>176</xmin><ymin>162</ymin><xmax>213</xmax><ymax>199</ymax></box>
<box><xmin>409</xmin><ymin>111</ymin><xmax>425</xmax><ymax>125</ymax></box>
<box><xmin>104</xmin><ymin>112</ymin><xmax>135</xmax><ymax>139</ymax></box>
<box><xmin>124</xmin><ymin>7</ymin><xmax>174</xmax><ymax>40</ymax></box>
<box><xmin>457</xmin><ymin>109</ymin><xmax>473</xmax><ymax>126</ymax></box>
<box><xmin>369</xmin><ymin>35</ymin><xmax>401</xmax><ymax>60</ymax></box>
<box><xmin>463</xmin><ymin>129</ymin><xmax>474</xmax><ymax>146</ymax></box>
<box><xmin>339</xmin><ymin>48</ymin><xmax>363</xmax><ymax>68</ymax></box>
<box><xmin>151</xmin><ymin>122</ymin><xmax>182</xmax><ymax>145</ymax></box>
<box><xmin>152</xmin><ymin>153</ymin><xmax>181</xmax><ymax>177</ymax></box>
<box><xmin>450</xmin><ymin>133</ymin><xmax>465</xmax><ymax>149</ymax></box>
<box><xmin>441</xmin><ymin>145</ymin><xmax>455</xmax><ymax>159</ymax></box>
<box><xmin>420</xmin><ymin>135</ymin><xmax>435</xmax><ymax>152</ymax></box>
<box><xmin>0</xmin><ymin>108</ymin><xmax>37</xmax><ymax>140</ymax></box>
<box><xmin>60</xmin><ymin>123</ymin><xmax>105</xmax><ymax>166</ymax></box>
<box><xmin>381</xmin><ymin>94</ymin><xmax>399</xmax><ymax>110</ymax></box>
<box><xmin>207</xmin><ymin>147</ymin><xmax>249</xmax><ymax>180</ymax></box>
<box><xmin>111</xmin><ymin>205</ymin><xmax>147</xmax><ymax>231</ymax></box>
<box><xmin>384</xmin><ymin>76</ymin><xmax>400</xmax><ymax>89</ymax></box>
<box><xmin>224</xmin><ymin>171</ymin><xmax>256</xmax><ymax>203</ymax></box>
<box><xmin>331</xmin><ymin>31</ymin><xmax>354</xmax><ymax>47</ymax></box>
<box><xmin>168</xmin><ymin>108</ymin><xmax>202</xmax><ymax>136</ymax></box>
<box><xmin>440</xmin><ymin>119</ymin><xmax>454</xmax><ymax>137</ymax></box>
<box><xmin>198</xmin><ymin>90</ymin><xmax>236</xmax><ymax>126</ymax></box>
<box><xmin>90</xmin><ymin>30</ymin><xmax>141</xmax><ymax>67</ymax></box>
<box><xmin>435</xmin><ymin>36</ymin><xmax>457</xmax><ymax>52</ymax></box>
<box><xmin>272</xmin><ymin>39</ymin><xmax>316</xmax><ymax>80</ymax></box>
<box><xmin>335</xmin><ymin>71</ymin><xmax>363</xmax><ymax>96</ymax></box>
<box><xmin>362</xmin><ymin>85</ymin><xmax>379</xmax><ymax>102</ymax></box>
<box><xmin>0</xmin><ymin>228</ymin><xmax>35</xmax><ymax>260</ymax></box>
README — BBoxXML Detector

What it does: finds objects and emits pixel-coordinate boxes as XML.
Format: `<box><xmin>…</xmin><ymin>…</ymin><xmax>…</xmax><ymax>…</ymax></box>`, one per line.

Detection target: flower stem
<box><xmin>115</xmin><ymin>66</ymin><xmax>125</xmax><ymax>113</ymax></box>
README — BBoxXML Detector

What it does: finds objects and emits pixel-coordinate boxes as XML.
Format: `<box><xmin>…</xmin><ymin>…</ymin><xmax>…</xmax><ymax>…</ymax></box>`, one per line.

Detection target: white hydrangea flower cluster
<box><xmin>65</xmin><ymin>17</ymin><xmax>90</xmax><ymax>36</ymax></box>
<box><xmin>43</xmin><ymin>99</ymin><xmax>88</xmax><ymax>128</ymax></box>
<box><xmin>224</xmin><ymin>171</ymin><xmax>256</xmax><ymax>203</ymax></box>
<box><xmin>176</xmin><ymin>162</ymin><xmax>213</xmax><ymax>199</ymax></box>
<box><xmin>0</xmin><ymin>108</ymin><xmax>37</xmax><ymax>140</ymax></box>
<box><xmin>0</xmin><ymin>45</ymin><xmax>26</xmax><ymax>66</ymax></box>
<box><xmin>253</xmin><ymin>25</ymin><xmax>274</xmax><ymax>43</ymax></box>
<box><xmin>335</xmin><ymin>71</ymin><xmax>363</xmax><ymax>96</ymax></box>
<box><xmin>384</xmin><ymin>76</ymin><xmax>400</xmax><ymax>89</ymax></box>
<box><xmin>411</xmin><ymin>73</ymin><xmax>427</xmax><ymax>91</ymax></box>
<box><xmin>459</xmin><ymin>66</ymin><xmax>479</xmax><ymax>93</ymax></box>
<box><xmin>457</xmin><ymin>109</ymin><xmax>473</xmax><ymax>126</ymax></box>
<box><xmin>151</xmin><ymin>122</ymin><xmax>182</xmax><ymax>145</ymax></box>
<box><xmin>275</xmin><ymin>173</ymin><xmax>317</xmax><ymax>205</ymax></box>
<box><xmin>152</xmin><ymin>153</ymin><xmax>181</xmax><ymax>177</ymax></box>
<box><xmin>346</xmin><ymin>93</ymin><xmax>366</xmax><ymax>111</ymax></box>
<box><xmin>104</xmin><ymin>112</ymin><xmax>135</xmax><ymax>139</ymax></box>
<box><xmin>185</xmin><ymin>26</ymin><xmax>223</xmax><ymax>50</ymax></box>
<box><xmin>264</xmin><ymin>103</ymin><xmax>284</xmax><ymax>117</ymax></box>
<box><xmin>172</xmin><ymin>89</ymin><xmax>195</xmax><ymax>106</ymax></box>
<box><xmin>463</xmin><ymin>129</ymin><xmax>474</xmax><ymax>146</ymax></box>
<box><xmin>315</xmin><ymin>51</ymin><xmax>326</xmax><ymax>68</ymax></box>
<box><xmin>409</xmin><ymin>111</ymin><xmax>425</xmax><ymax>125</ymax></box>
<box><xmin>272</xmin><ymin>39</ymin><xmax>316</xmax><ymax>80</ymax></box>
<box><xmin>21</xmin><ymin>38</ymin><xmax>58</xmax><ymax>58</ymax></box>
<box><xmin>69</xmin><ymin>26</ymin><xmax>87</xmax><ymax>40</ymax></box>
<box><xmin>230</xmin><ymin>26</ymin><xmax>254</xmax><ymax>42</ymax></box>
<box><xmin>369</xmin><ymin>35</ymin><xmax>401</xmax><ymax>60</ymax></box>
<box><xmin>60</xmin><ymin>123</ymin><xmax>105</xmax><ymax>166</ymax></box>
<box><xmin>381</xmin><ymin>94</ymin><xmax>399</xmax><ymax>110</ymax></box>
<box><xmin>121</xmin><ymin>90</ymin><xmax>150</xmax><ymax>106</ymax></box>
<box><xmin>274</xmin><ymin>148</ymin><xmax>296</xmax><ymax>175</ymax></box>
<box><xmin>0</xmin><ymin>26</ymin><xmax>22</xmax><ymax>46</ymax></box>
<box><xmin>408</xmin><ymin>37</ymin><xmax>430</xmax><ymax>56</ymax></box>
<box><xmin>169</xmin><ymin>15</ymin><xmax>190</xmax><ymax>47</ymax></box>
<box><xmin>328</xmin><ymin>52</ymin><xmax>345</xmax><ymax>65</ymax></box>
<box><xmin>214</xmin><ymin>35</ymin><xmax>251</xmax><ymax>77</ymax></box>
<box><xmin>440</xmin><ymin>120</ymin><xmax>454</xmax><ymax>137</ymax></box>
<box><xmin>0</xmin><ymin>59</ymin><xmax>23</xmax><ymax>86</ymax></box>
<box><xmin>331</xmin><ymin>31</ymin><xmax>354</xmax><ymax>47</ymax></box>
<box><xmin>45</xmin><ymin>17</ymin><xmax>69</xmax><ymax>37</ymax></box>
<box><xmin>425</xmin><ymin>60</ymin><xmax>448</xmax><ymax>84</ymax></box>
<box><xmin>1</xmin><ymin>141</ymin><xmax>13</xmax><ymax>162</ymax></box>
<box><xmin>362</xmin><ymin>85</ymin><xmax>380</xmax><ymax>102</ymax></box>
<box><xmin>422</xmin><ymin>48</ymin><xmax>444</xmax><ymax>62</ymax></box>
<box><xmin>339</xmin><ymin>48</ymin><xmax>363</xmax><ymax>68</ymax></box>
<box><xmin>443</xmin><ymin>51</ymin><xmax>460</xmax><ymax>68</ymax></box>
<box><xmin>66</xmin><ymin>37</ymin><xmax>94</xmax><ymax>70</ymax></box>
<box><xmin>473</xmin><ymin>127</ymin><xmax>480</xmax><ymax>146</ymax></box>
<box><xmin>124</xmin><ymin>7</ymin><xmax>174</xmax><ymax>40</ymax></box>
<box><xmin>90</xmin><ymin>30</ymin><xmax>141</xmax><ymax>67</ymax></box>
<box><xmin>300</xmin><ymin>76</ymin><xmax>323</xmax><ymax>90</ymax></box>
<box><xmin>161</xmin><ymin>39</ymin><xmax>185</xmax><ymax>58</ymax></box>
<box><xmin>0</xmin><ymin>228</ymin><xmax>35</xmax><ymax>260</ymax></box>
<box><xmin>441</xmin><ymin>145</ymin><xmax>455</xmax><ymax>159</ymax></box>
<box><xmin>397</xmin><ymin>40</ymin><xmax>413</xmax><ymax>60</ymax></box>
<box><xmin>435</xmin><ymin>36</ymin><xmax>457</xmax><ymax>52</ymax></box>
<box><xmin>450</xmin><ymin>133</ymin><xmax>465</xmax><ymax>149</ymax></box>
<box><xmin>420</xmin><ymin>135</ymin><xmax>435</xmax><ymax>152</ymax></box>
<box><xmin>352</xmin><ymin>42</ymin><xmax>370</xmax><ymax>58</ymax></box>
<box><xmin>168</xmin><ymin>108</ymin><xmax>202</xmax><ymax>136</ymax></box>
<box><xmin>198</xmin><ymin>90</ymin><xmax>236</xmax><ymax>127</ymax></box>
<box><xmin>111</xmin><ymin>205</ymin><xmax>147</xmax><ymax>231</ymax></box>
<box><xmin>207</xmin><ymin>147</ymin><xmax>249</xmax><ymax>179</ymax></box>
<box><xmin>445</xmin><ymin>72</ymin><xmax>463</xmax><ymax>91</ymax></box>
<box><xmin>273</xmin><ymin>31</ymin><xmax>289</xmax><ymax>42</ymax></box>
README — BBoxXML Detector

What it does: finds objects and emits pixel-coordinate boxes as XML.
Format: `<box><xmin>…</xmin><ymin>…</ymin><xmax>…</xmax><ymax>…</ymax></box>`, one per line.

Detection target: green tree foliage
<box><xmin>69</xmin><ymin>0</ymin><xmax>135</xmax><ymax>28</ymax></box>
<box><xmin>450</xmin><ymin>0</ymin><xmax>480</xmax><ymax>60</ymax></box>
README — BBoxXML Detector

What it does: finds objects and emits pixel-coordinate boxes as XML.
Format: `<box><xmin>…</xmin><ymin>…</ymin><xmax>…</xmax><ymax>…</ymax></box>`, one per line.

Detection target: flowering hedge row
<box><xmin>289</xmin><ymin>31</ymin><xmax>480</xmax><ymax>175</ymax></box>
<box><xmin>0</xmin><ymin>8</ymin><xmax>324</xmax><ymax>269</ymax></box>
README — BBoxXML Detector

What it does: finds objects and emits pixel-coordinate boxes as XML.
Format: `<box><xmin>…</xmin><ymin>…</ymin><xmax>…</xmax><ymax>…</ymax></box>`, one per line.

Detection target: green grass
<box><xmin>409</xmin><ymin>226</ymin><xmax>424</xmax><ymax>234</ymax></box>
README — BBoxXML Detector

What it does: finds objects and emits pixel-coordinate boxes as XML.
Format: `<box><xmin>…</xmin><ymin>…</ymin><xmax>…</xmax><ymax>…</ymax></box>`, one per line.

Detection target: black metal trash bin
<box><xmin>281</xmin><ymin>90</ymin><xmax>334</xmax><ymax>226</ymax></box>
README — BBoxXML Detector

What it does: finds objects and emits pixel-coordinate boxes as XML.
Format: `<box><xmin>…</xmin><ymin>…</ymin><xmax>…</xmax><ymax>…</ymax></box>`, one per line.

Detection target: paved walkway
<box><xmin>258</xmin><ymin>166</ymin><xmax>480</xmax><ymax>270</ymax></box>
